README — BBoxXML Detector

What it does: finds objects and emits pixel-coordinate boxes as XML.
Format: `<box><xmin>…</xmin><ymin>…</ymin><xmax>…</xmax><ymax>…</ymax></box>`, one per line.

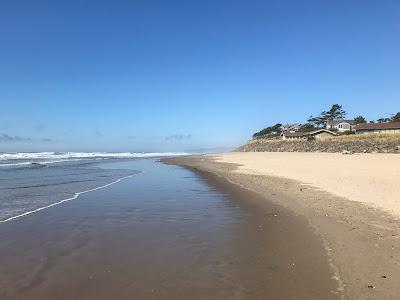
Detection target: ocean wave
<box><xmin>0</xmin><ymin>152</ymin><xmax>188</xmax><ymax>167</ymax></box>
<box><xmin>0</xmin><ymin>159</ymin><xmax>83</xmax><ymax>168</ymax></box>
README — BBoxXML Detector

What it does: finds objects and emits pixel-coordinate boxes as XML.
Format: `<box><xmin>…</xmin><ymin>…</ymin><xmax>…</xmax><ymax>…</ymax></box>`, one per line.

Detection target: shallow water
<box><xmin>0</xmin><ymin>159</ymin><xmax>136</xmax><ymax>222</ymax></box>
<box><xmin>0</xmin><ymin>159</ymin><xmax>339</xmax><ymax>299</ymax></box>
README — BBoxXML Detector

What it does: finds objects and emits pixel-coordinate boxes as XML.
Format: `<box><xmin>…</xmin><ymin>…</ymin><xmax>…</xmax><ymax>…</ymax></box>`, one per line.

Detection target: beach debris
<box><xmin>381</xmin><ymin>275</ymin><xmax>387</xmax><ymax>278</ymax></box>
<box><xmin>367</xmin><ymin>285</ymin><xmax>375</xmax><ymax>289</ymax></box>
<box><xmin>273</xmin><ymin>214</ymin><xmax>278</xmax><ymax>217</ymax></box>
<box><xmin>341</xmin><ymin>150</ymin><xmax>353</xmax><ymax>155</ymax></box>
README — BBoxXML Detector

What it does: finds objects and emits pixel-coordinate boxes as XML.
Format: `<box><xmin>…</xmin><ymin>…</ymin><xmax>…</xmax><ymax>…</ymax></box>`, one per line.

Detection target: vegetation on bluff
<box><xmin>252</xmin><ymin>123</ymin><xmax>282</xmax><ymax>139</ymax></box>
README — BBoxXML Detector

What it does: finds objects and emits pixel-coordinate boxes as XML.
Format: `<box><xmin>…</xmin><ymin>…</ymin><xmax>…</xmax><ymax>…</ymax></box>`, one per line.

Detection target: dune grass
<box><xmin>322</xmin><ymin>133</ymin><xmax>400</xmax><ymax>143</ymax></box>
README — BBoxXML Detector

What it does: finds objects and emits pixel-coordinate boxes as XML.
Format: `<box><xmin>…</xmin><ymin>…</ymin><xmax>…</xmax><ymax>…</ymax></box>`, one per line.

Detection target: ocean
<box><xmin>0</xmin><ymin>152</ymin><xmax>187</xmax><ymax>223</ymax></box>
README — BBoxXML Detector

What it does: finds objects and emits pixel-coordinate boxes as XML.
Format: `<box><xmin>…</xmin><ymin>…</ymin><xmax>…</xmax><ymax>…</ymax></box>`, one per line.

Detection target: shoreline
<box><xmin>162</xmin><ymin>153</ymin><xmax>400</xmax><ymax>300</ymax></box>
<box><xmin>0</xmin><ymin>158</ymin><xmax>340</xmax><ymax>299</ymax></box>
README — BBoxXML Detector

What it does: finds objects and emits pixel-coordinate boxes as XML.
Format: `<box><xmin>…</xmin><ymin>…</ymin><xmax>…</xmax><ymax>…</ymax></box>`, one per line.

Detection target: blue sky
<box><xmin>0</xmin><ymin>0</ymin><xmax>399</xmax><ymax>152</ymax></box>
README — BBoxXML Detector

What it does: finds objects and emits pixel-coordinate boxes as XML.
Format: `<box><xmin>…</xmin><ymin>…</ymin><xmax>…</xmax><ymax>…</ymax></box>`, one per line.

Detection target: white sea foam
<box><xmin>0</xmin><ymin>151</ymin><xmax>189</xmax><ymax>167</ymax></box>
<box><xmin>0</xmin><ymin>174</ymin><xmax>137</xmax><ymax>224</ymax></box>
<box><xmin>0</xmin><ymin>159</ymin><xmax>84</xmax><ymax>167</ymax></box>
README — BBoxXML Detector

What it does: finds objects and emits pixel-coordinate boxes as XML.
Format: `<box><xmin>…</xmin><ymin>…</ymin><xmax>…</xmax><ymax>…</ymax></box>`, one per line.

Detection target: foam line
<box><xmin>0</xmin><ymin>151</ymin><xmax>189</xmax><ymax>161</ymax></box>
<box><xmin>0</xmin><ymin>174</ymin><xmax>137</xmax><ymax>224</ymax></box>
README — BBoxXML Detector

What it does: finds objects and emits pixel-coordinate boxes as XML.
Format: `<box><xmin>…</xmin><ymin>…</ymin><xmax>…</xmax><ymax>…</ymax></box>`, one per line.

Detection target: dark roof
<box><xmin>355</xmin><ymin>122</ymin><xmax>400</xmax><ymax>131</ymax></box>
<box><xmin>282</xmin><ymin>129</ymin><xmax>337</xmax><ymax>137</ymax></box>
<box><xmin>326</xmin><ymin>119</ymin><xmax>356</xmax><ymax>125</ymax></box>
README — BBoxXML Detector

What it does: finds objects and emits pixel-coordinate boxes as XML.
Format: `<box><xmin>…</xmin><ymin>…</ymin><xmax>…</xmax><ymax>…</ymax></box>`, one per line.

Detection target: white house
<box><xmin>325</xmin><ymin>120</ymin><xmax>356</xmax><ymax>132</ymax></box>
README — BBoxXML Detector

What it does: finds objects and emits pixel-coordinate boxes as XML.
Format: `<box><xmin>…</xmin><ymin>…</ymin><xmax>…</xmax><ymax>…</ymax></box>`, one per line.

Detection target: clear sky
<box><xmin>1</xmin><ymin>0</ymin><xmax>399</xmax><ymax>152</ymax></box>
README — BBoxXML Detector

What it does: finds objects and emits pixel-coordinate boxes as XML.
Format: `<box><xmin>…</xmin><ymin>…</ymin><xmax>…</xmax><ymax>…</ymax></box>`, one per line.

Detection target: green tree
<box><xmin>307</xmin><ymin>104</ymin><xmax>347</xmax><ymax>127</ymax></box>
<box><xmin>307</xmin><ymin>115</ymin><xmax>325</xmax><ymax>128</ymax></box>
<box><xmin>298</xmin><ymin>123</ymin><xmax>316</xmax><ymax>132</ymax></box>
<box><xmin>377</xmin><ymin>117</ymin><xmax>391</xmax><ymax>123</ymax></box>
<box><xmin>354</xmin><ymin>116</ymin><xmax>367</xmax><ymax>124</ymax></box>
<box><xmin>392</xmin><ymin>112</ymin><xmax>400</xmax><ymax>122</ymax></box>
<box><xmin>324</xmin><ymin>104</ymin><xmax>347</xmax><ymax>120</ymax></box>
<box><xmin>253</xmin><ymin>123</ymin><xmax>282</xmax><ymax>138</ymax></box>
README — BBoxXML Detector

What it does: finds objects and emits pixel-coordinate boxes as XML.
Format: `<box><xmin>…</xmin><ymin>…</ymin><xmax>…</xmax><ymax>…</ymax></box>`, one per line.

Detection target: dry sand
<box><xmin>165</xmin><ymin>153</ymin><xmax>400</xmax><ymax>300</ymax></box>
<box><xmin>214</xmin><ymin>152</ymin><xmax>400</xmax><ymax>215</ymax></box>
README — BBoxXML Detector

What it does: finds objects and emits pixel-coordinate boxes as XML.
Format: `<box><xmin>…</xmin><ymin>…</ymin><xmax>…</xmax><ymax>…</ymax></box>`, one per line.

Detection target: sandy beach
<box><xmin>212</xmin><ymin>152</ymin><xmax>400</xmax><ymax>215</ymax></box>
<box><xmin>164</xmin><ymin>153</ymin><xmax>400</xmax><ymax>300</ymax></box>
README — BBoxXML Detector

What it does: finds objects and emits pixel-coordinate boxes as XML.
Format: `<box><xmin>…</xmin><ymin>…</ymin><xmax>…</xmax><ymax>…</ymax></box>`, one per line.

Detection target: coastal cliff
<box><xmin>237</xmin><ymin>134</ymin><xmax>400</xmax><ymax>153</ymax></box>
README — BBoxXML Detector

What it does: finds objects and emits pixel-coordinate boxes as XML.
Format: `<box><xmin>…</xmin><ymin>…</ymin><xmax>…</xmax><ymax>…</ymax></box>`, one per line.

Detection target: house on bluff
<box><xmin>325</xmin><ymin>120</ymin><xmax>356</xmax><ymax>132</ymax></box>
<box><xmin>281</xmin><ymin>129</ymin><xmax>337</xmax><ymax>140</ymax></box>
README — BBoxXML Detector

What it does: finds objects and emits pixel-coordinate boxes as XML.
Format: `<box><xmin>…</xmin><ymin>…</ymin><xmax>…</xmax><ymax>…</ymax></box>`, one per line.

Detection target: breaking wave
<box><xmin>0</xmin><ymin>152</ymin><xmax>188</xmax><ymax>167</ymax></box>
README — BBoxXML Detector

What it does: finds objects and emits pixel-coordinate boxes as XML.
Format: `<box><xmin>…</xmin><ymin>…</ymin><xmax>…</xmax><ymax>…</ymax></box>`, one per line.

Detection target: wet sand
<box><xmin>0</xmin><ymin>159</ymin><xmax>340</xmax><ymax>299</ymax></box>
<box><xmin>164</xmin><ymin>155</ymin><xmax>400</xmax><ymax>300</ymax></box>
